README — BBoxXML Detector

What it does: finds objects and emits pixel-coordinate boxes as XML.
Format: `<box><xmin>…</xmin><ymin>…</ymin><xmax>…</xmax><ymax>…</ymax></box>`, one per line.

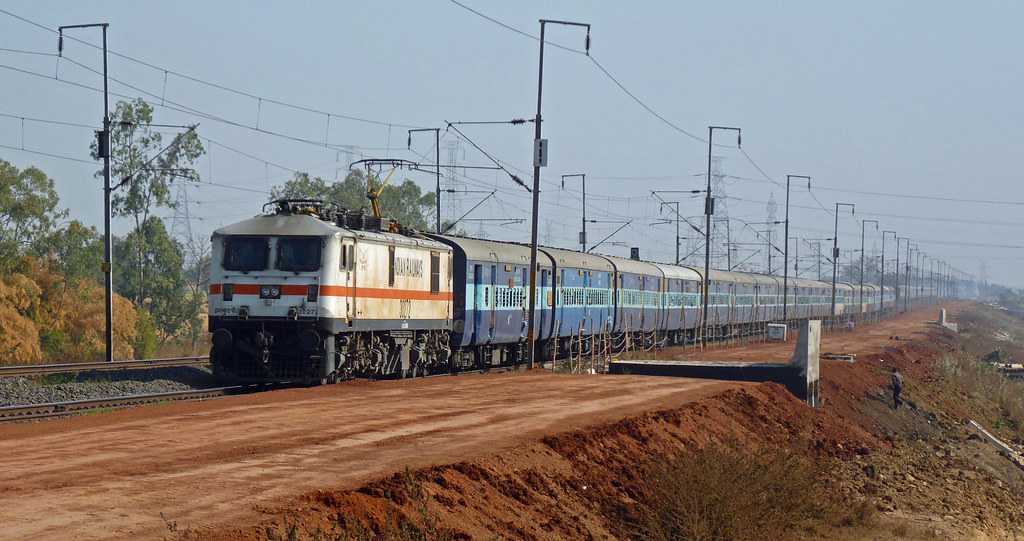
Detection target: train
<box><xmin>207</xmin><ymin>199</ymin><xmax>920</xmax><ymax>383</ymax></box>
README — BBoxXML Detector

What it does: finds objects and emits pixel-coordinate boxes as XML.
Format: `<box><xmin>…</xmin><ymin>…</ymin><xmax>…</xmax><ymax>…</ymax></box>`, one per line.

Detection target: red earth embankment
<box><xmin>202</xmin><ymin>303</ymin><xmax>1024</xmax><ymax>540</ymax></box>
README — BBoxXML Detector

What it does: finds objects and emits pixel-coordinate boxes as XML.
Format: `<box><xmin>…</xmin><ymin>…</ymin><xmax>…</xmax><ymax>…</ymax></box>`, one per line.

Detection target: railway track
<box><xmin>0</xmin><ymin>356</ymin><xmax>210</xmax><ymax>378</ymax></box>
<box><xmin>0</xmin><ymin>361</ymin><xmax>541</xmax><ymax>423</ymax></box>
<box><xmin>0</xmin><ymin>383</ymin><xmax>278</xmax><ymax>422</ymax></box>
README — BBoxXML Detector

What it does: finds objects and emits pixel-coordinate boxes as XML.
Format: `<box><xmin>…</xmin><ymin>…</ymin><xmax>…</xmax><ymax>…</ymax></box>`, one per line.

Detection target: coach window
<box><xmin>388</xmin><ymin>246</ymin><xmax>396</xmax><ymax>287</ymax></box>
<box><xmin>430</xmin><ymin>252</ymin><xmax>440</xmax><ymax>294</ymax></box>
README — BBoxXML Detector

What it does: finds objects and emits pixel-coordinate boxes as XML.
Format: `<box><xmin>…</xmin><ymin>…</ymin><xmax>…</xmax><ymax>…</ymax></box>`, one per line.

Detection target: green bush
<box><xmin>134</xmin><ymin>310</ymin><xmax>157</xmax><ymax>359</ymax></box>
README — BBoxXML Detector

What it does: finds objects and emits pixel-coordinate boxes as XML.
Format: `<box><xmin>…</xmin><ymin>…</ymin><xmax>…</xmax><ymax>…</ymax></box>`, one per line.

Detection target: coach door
<box><xmin>472</xmin><ymin>264</ymin><xmax>484</xmax><ymax>344</ymax></box>
<box><xmin>488</xmin><ymin>264</ymin><xmax>497</xmax><ymax>341</ymax></box>
<box><xmin>341</xmin><ymin>239</ymin><xmax>355</xmax><ymax>321</ymax></box>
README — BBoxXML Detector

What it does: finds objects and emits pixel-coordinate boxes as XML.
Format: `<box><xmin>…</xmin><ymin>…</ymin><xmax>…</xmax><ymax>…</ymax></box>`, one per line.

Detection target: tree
<box><xmin>113</xmin><ymin>217</ymin><xmax>189</xmax><ymax>339</ymax></box>
<box><xmin>181</xmin><ymin>235</ymin><xmax>211</xmax><ymax>351</ymax></box>
<box><xmin>91</xmin><ymin>98</ymin><xmax>204</xmax><ymax>304</ymax></box>
<box><xmin>35</xmin><ymin>220</ymin><xmax>104</xmax><ymax>285</ymax></box>
<box><xmin>271</xmin><ymin>169</ymin><xmax>435</xmax><ymax>230</ymax></box>
<box><xmin>0</xmin><ymin>160</ymin><xmax>67</xmax><ymax>272</ymax></box>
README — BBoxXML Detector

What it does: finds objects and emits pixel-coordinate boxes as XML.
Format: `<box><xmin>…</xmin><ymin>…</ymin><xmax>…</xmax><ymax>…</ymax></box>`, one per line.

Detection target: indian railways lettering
<box><xmin>395</xmin><ymin>256</ymin><xmax>423</xmax><ymax>277</ymax></box>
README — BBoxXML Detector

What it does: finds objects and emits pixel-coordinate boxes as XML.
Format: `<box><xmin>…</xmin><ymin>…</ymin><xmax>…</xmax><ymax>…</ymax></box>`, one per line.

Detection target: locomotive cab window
<box><xmin>276</xmin><ymin>237</ymin><xmax>322</xmax><ymax>272</ymax></box>
<box><xmin>223</xmin><ymin>237</ymin><xmax>269</xmax><ymax>272</ymax></box>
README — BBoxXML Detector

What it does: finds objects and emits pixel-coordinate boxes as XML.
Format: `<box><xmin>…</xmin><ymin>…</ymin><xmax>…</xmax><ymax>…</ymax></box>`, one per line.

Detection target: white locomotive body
<box><xmin>208</xmin><ymin>200</ymin><xmax>453</xmax><ymax>382</ymax></box>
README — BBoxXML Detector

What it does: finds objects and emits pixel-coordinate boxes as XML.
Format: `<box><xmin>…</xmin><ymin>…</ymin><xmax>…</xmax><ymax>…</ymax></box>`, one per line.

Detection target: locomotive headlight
<box><xmin>270</xmin><ymin>287</ymin><xmax>280</xmax><ymax>297</ymax></box>
<box><xmin>260</xmin><ymin>285</ymin><xmax>271</xmax><ymax>297</ymax></box>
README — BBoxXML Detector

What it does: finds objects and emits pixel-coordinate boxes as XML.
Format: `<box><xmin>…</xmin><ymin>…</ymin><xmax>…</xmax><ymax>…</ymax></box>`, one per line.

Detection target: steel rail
<box><xmin>0</xmin><ymin>356</ymin><xmax>210</xmax><ymax>378</ymax></box>
<box><xmin>0</xmin><ymin>384</ymin><xmax>272</xmax><ymax>422</ymax></box>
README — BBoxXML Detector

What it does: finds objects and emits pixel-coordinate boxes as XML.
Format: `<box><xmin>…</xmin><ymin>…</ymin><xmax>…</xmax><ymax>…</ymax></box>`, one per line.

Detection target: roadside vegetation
<box><xmin>1</xmin><ymin>98</ymin><xmax>207</xmax><ymax>364</ymax></box>
<box><xmin>631</xmin><ymin>444</ymin><xmax>873</xmax><ymax>541</ymax></box>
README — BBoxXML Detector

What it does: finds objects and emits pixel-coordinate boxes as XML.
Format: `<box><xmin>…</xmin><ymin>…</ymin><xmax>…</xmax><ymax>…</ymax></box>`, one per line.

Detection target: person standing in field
<box><xmin>891</xmin><ymin>366</ymin><xmax>904</xmax><ymax>409</ymax></box>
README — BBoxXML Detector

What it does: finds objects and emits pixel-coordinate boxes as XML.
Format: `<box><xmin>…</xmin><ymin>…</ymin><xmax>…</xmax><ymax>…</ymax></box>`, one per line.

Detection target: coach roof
<box><xmin>602</xmin><ymin>254</ymin><xmax>663</xmax><ymax>277</ymax></box>
<box><xmin>431</xmin><ymin>235</ymin><xmax>537</xmax><ymax>266</ymax></box>
<box><xmin>651</xmin><ymin>263</ymin><xmax>703</xmax><ymax>282</ymax></box>
<box><xmin>538</xmin><ymin>246</ymin><xmax>615</xmax><ymax>273</ymax></box>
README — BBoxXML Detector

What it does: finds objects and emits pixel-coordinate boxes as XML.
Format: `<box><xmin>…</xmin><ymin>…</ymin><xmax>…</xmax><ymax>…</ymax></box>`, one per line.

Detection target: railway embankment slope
<box><xmin>2</xmin><ymin>303</ymin><xmax>1022</xmax><ymax>540</ymax></box>
<box><xmin>199</xmin><ymin>303</ymin><xmax>1024</xmax><ymax>541</ymax></box>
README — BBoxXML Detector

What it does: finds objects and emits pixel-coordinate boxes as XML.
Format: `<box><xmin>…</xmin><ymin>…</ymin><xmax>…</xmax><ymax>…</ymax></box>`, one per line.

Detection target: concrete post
<box><xmin>791</xmin><ymin>319</ymin><xmax>821</xmax><ymax>407</ymax></box>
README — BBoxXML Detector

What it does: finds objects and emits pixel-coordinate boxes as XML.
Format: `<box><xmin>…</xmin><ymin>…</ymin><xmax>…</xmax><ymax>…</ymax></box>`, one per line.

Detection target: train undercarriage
<box><xmin>210</xmin><ymin>315</ymin><xmax>863</xmax><ymax>385</ymax></box>
<box><xmin>211</xmin><ymin>321</ymin><xmax>458</xmax><ymax>384</ymax></box>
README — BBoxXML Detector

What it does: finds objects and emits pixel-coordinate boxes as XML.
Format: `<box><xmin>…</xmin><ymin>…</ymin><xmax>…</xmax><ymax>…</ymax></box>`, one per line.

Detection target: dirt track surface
<box><xmin>659</xmin><ymin>305</ymin><xmax>954</xmax><ymax>363</ymax></box>
<box><xmin>0</xmin><ymin>305</ymin><xmax>956</xmax><ymax>540</ymax></box>
<box><xmin>0</xmin><ymin>370</ymin><xmax>740</xmax><ymax>540</ymax></box>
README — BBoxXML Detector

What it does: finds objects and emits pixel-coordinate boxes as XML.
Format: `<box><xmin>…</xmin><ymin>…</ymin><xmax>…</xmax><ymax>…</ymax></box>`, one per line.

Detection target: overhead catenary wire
<box><xmin>0</xmin><ymin>7</ymin><xmax>1000</xmax><ymax>279</ymax></box>
<box><xmin>447</xmin><ymin>0</ymin><xmax>720</xmax><ymax>145</ymax></box>
<box><xmin>0</xmin><ymin>143</ymin><xmax>95</xmax><ymax>164</ymax></box>
<box><xmin>724</xmin><ymin>195</ymin><xmax>1024</xmax><ymax>228</ymax></box>
<box><xmin>0</xmin><ymin>7</ymin><xmax>425</xmax><ymax>130</ymax></box>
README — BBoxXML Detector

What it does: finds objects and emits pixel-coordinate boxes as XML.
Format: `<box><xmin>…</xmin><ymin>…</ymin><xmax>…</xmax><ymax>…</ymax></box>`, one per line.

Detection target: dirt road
<box><xmin>660</xmin><ymin>305</ymin><xmax>955</xmax><ymax>363</ymax></box>
<box><xmin>0</xmin><ymin>371</ymin><xmax>740</xmax><ymax>540</ymax></box>
<box><xmin>0</xmin><ymin>305</ymin><xmax>953</xmax><ymax>540</ymax></box>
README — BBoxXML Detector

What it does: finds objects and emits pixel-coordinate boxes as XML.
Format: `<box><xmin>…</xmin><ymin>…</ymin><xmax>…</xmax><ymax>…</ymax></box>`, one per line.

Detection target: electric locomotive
<box><xmin>208</xmin><ymin>199</ymin><xmax>453</xmax><ymax>383</ymax></box>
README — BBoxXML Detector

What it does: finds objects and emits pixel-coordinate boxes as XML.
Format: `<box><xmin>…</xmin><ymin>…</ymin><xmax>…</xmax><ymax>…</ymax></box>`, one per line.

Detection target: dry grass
<box><xmin>630</xmin><ymin>444</ymin><xmax>869</xmax><ymax>541</ymax></box>
<box><xmin>939</xmin><ymin>352</ymin><xmax>1024</xmax><ymax>441</ymax></box>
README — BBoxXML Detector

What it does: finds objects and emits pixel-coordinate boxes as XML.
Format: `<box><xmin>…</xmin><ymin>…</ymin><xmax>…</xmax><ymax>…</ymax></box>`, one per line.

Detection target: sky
<box><xmin>1</xmin><ymin>1</ymin><xmax>1020</xmax><ymax>287</ymax></box>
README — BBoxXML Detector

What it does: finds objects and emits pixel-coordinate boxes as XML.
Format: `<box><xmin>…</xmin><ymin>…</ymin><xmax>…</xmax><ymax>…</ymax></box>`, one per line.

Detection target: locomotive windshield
<box><xmin>223</xmin><ymin>237</ymin><xmax>269</xmax><ymax>271</ymax></box>
<box><xmin>276</xmin><ymin>237</ymin><xmax>322</xmax><ymax>272</ymax></box>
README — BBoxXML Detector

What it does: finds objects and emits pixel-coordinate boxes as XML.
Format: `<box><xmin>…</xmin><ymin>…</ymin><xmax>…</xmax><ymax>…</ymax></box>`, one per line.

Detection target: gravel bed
<box><xmin>0</xmin><ymin>367</ymin><xmax>222</xmax><ymax>407</ymax></box>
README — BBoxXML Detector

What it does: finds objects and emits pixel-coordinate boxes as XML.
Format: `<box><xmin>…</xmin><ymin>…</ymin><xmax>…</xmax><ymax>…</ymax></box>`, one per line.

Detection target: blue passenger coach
<box><xmin>431</xmin><ymin>235</ymin><xmax>553</xmax><ymax>368</ymax></box>
<box><xmin>539</xmin><ymin>247</ymin><xmax>615</xmax><ymax>339</ymax></box>
<box><xmin>652</xmin><ymin>263</ymin><xmax>703</xmax><ymax>344</ymax></box>
<box><xmin>604</xmin><ymin>256</ymin><xmax>663</xmax><ymax>336</ymax></box>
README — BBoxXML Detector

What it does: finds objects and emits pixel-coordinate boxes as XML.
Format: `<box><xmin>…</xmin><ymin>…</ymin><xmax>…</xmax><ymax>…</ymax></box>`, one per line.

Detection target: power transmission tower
<box><xmin>979</xmin><ymin>260</ymin><xmax>988</xmax><ymax>298</ymax></box>
<box><xmin>445</xmin><ymin>139</ymin><xmax>464</xmax><ymax>219</ymax></box>
<box><xmin>336</xmin><ymin>146</ymin><xmax>357</xmax><ymax>180</ymax></box>
<box><xmin>766</xmin><ymin>192</ymin><xmax>778</xmax><ymax>274</ymax></box>
<box><xmin>169</xmin><ymin>183</ymin><xmax>195</xmax><ymax>250</ymax></box>
<box><xmin>711</xmin><ymin>156</ymin><xmax>728</xmax><ymax>268</ymax></box>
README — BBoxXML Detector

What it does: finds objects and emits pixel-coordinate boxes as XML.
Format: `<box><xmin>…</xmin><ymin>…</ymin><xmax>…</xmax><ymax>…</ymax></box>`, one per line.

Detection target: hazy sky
<box><xmin>1</xmin><ymin>1</ymin><xmax>1020</xmax><ymax>286</ymax></box>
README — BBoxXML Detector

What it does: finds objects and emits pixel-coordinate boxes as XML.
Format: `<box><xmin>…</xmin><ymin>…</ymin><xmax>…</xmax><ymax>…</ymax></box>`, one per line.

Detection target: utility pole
<box><xmin>905</xmin><ymin>243</ymin><xmax>914</xmax><ymax>312</ymax></box>
<box><xmin>60</xmin><ymin>22</ymin><xmax>111</xmax><ymax>361</ymax></box>
<box><xmin>562</xmin><ymin>173</ymin><xmax>587</xmax><ymax>252</ymax></box>
<box><xmin>658</xmin><ymin>201</ymin><xmax>681</xmax><ymax>264</ymax></box>
<box><xmin>896</xmin><ymin>237</ymin><xmax>906</xmax><ymax>311</ymax></box>
<box><xmin>789</xmin><ymin>237</ymin><xmax>799</xmax><ymax>278</ymax></box>
<box><xmin>831</xmin><ymin>202</ymin><xmax>855</xmax><ymax>319</ymax></box>
<box><xmin>714</xmin><ymin>217</ymin><xmax>732</xmax><ymax>270</ymax></box>
<box><xmin>881</xmin><ymin>231</ymin><xmax>895</xmax><ymax>312</ymax></box>
<box><xmin>817</xmin><ymin>242</ymin><xmax>822</xmax><ymax>280</ymax></box>
<box><xmin>782</xmin><ymin>175</ymin><xmax>810</xmax><ymax>320</ymax></box>
<box><xmin>921</xmin><ymin>251</ymin><xmax>929</xmax><ymax>297</ymax></box>
<box><xmin>930</xmin><ymin>257</ymin><xmax>935</xmax><ymax>299</ymax></box>
<box><xmin>526</xmin><ymin>19</ymin><xmax>590</xmax><ymax>369</ymax></box>
<box><xmin>702</xmin><ymin>127</ymin><xmax>741</xmax><ymax>347</ymax></box>
<box><xmin>407</xmin><ymin>128</ymin><xmax>442</xmax><ymax>233</ymax></box>
<box><xmin>860</xmin><ymin>219</ymin><xmax>878</xmax><ymax>311</ymax></box>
